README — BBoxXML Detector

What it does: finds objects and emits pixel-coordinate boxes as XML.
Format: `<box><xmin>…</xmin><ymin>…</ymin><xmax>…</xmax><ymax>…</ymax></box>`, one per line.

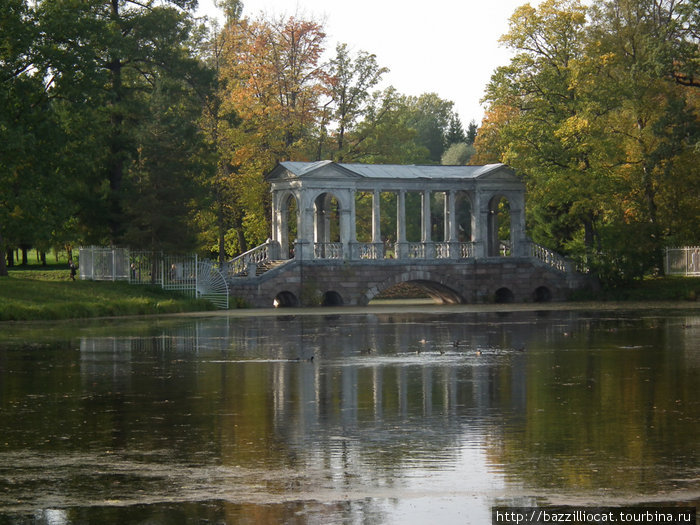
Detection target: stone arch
<box><xmin>533</xmin><ymin>285</ymin><xmax>552</xmax><ymax>303</ymax></box>
<box><xmin>455</xmin><ymin>190</ymin><xmax>473</xmax><ymax>242</ymax></box>
<box><xmin>364</xmin><ymin>270</ymin><xmax>465</xmax><ymax>305</ymax></box>
<box><xmin>487</xmin><ymin>194</ymin><xmax>512</xmax><ymax>256</ymax></box>
<box><xmin>321</xmin><ymin>290</ymin><xmax>344</xmax><ymax>306</ymax></box>
<box><xmin>276</xmin><ymin>191</ymin><xmax>299</xmax><ymax>260</ymax></box>
<box><xmin>494</xmin><ymin>287</ymin><xmax>515</xmax><ymax>303</ymax></box>
<box><xmin>273</xmin><ymin>291</ymin><xmax>299</xmax><ymax>308</ymax></box>
<box><xmin>313</xmin><ymin>192</ymin><xmax>342</xmax><ymax>244</ymax></box>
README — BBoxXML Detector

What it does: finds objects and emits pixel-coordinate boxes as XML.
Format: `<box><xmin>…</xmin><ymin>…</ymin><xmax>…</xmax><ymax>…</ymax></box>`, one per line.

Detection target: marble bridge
<box><xmin>223</xmin><ymin>161</ymin><xmax>591</xmax><ymax>308</ymax></box>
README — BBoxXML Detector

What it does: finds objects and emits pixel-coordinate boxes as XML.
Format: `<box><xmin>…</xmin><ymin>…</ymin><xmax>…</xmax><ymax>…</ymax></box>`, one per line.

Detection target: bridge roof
<box><xmin>269</xmin><ymin>161</ymin><xmax>511</xmax><ymax>181</ymax></box>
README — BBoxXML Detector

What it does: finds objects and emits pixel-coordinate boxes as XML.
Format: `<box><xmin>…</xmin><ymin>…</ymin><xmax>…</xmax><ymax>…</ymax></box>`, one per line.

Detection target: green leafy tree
<box><xmin>466</xmin><ymin>119</ymin><xmax>478</xmax><ymax>145</ymax></box>
<box><xmin>121</xmin><ymin>77</ymin><xmax>209</xmax><ymax>252</ymax></box>
<box><xmin>403</xmin><ymin>93</ymin><xmax>454</xmax><ymax>163</ymax></box>
<box><xmin>479</xmin><ymin>0</ymin><xmax>699</xmax><ymax>284</ymax></box>
<box><xmin>37</xmin><ymin>0</ymin><xmax>205</xmax><ymax>244</ymax></box>
<box><xmin>587</xmin><ymin>0</ymin><xmax>700</xmax><ymax>273</ymax></box>
<box><xmin>441</xmin><ymin>143</ymin><xmax>475</xmax><ymax>165</ymax></box>
<box><xmin>1</xmin><ymin>0</ymin><xmax>71</xmax><ymax>275</ymax></box>
<box><xmin>482</xmin><ymin>0</ymin><xmax>605</xmax><ymax>254</ymax></box>
<box><xmin>324</xmin><ymin>43</ymin><xmax>388</xmax><ymax>161</ymax></box>
<box><xmin>198</xmin><ymin>1</ymin><xmax>244</xmax><ymax>263</ymax></box>
<box><xmin>342</xmin><ymin>88</ymin><xmax>429</xmax><ymax>164</ymax></box>
<box><xmin>444</xmin><ymin>113</ymin><xmax>466</xmax><ymax>147</ymax></box>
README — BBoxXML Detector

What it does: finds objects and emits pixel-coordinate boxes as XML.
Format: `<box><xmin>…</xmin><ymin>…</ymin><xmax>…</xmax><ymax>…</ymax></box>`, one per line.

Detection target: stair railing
<box><xmin>529</xmin><ymin>242</ymin><xmax>568</xmax><ymax>272</ymax></box>
<box><xmin>223</xmin><ymin>240</ymin><xmax>277</xmax><ymax>279</ymax></box>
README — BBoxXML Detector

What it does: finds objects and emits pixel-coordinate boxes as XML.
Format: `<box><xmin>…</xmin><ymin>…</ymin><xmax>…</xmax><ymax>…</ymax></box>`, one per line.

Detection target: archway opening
<box><xmin>533</xmin><ymin>286</ymin><xmax>552</xmax><ymax>303</ymax></box>
<box><xmin>321</xmin><ymin>291</ymin><xmax>344</xmax><ymax>306</ymax></box>
<box><xmin>354</xmin><ymin>191</ymin><xmax>397</xmax><ymax>258</ymax></box>
<box><xmin>494</xmin><ymin>287</ymin><xmax>514</xmax><ymax>303</ymax></box>
<box><xmin>314</xmin><ymin>192</ymin><xmax>341</xmax><ymax>258</ymax></box>
<box><xmin>456</xmin><ymin>191</ymin><xmax>472</xmax><ymax>242</ymax></box>
<box><xmin>431</xmin><ymin>191</ymin><xmax>446</xmax><ymax>241</ymax></box>
<box><xmin>404</xmin><ymin>192</ymin><xmax>422</xmax><ymax>242</ymax></box>
<box><xmin>488</xmin><ymin>195</ymin><xmax>511</xmax><ymax>256</ymax></box>
<box><xmin>273</xmin><ymin>291</ymin><xmax>299</xmax><ymax>308</ymax></box>
<box><xmin>281</xmin><ymin>193</ymin><xmax>298</xmax><ymax>259</ymax></box>
<box><xmin>354</xmin><ymin>192</ymin><xmax>373</xmax><ymax>243</ymax></box>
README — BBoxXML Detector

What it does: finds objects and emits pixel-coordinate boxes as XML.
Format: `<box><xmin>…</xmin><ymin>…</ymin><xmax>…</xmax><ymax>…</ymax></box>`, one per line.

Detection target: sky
<box><xmin>196</xmin><ymin>0</ymin><xmax>535</xmax><ymax>124</ymax></box>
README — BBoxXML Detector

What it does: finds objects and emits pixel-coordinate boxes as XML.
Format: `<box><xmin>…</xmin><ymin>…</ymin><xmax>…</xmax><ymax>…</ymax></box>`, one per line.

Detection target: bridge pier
<box><xmin>226</xmin><ymin>257</ymin><xmax>592</xmax><ymax>309</ymax></box>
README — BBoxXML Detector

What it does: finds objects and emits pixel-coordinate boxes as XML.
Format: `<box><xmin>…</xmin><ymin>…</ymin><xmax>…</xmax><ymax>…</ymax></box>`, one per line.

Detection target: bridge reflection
<box><xmin>77</xmin><ymin>313</ymin><xmax>552</xmax><ymax>432</ymax></box>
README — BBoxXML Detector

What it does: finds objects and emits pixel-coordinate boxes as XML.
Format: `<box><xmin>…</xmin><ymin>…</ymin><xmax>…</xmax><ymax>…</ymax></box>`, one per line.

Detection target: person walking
<box><xmin>69</xmin><ymin>259</ymin><xmax>77</xmax><ymax>281</ymax></box>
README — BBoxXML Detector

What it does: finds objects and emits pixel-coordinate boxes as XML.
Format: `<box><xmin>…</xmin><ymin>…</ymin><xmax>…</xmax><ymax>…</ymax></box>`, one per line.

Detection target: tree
<box><xmin>219</xmin><ymin>12</ymin><xmax>327</xmax><ymax>250</ymax></box>
<box><xmin>466</xmin><ymin>119</ymin><xmax>478</xmax><ymax>145</ymax></box>
<box><xmin>37</xmin><ymin>0</ymin><xmax>205</xmax><ymax>244</ymax></box>
<box><xmin>481</xmin><ymin>0</ymin><xmax>605</xmax><ymax>255</ymax></box>
<box><xmin>403</xmin><ymin>93</ymin><xmax>454</xmax><ymax>163</ymax></box>
<box><xmin>444</xmin><ymin>113</ymin><xmax>466</xmax><ymax>147</ymax></box>
<box><xmin>324</xmin><ymin>43</ymin><xmax>388</xmax><ymax>161</ymax></box>
<box><xmin>1</xmin><ymin>0</ymin><xmax>70</xmax><ymax>275</ymax></box>
<box><xmin>587</xmin><ymin>0</ymin><xmax>700</xmax><ymax>272</ymax></box>
<box><xmin>441</xmin><ymin>143</ymin><xmax>475</xmax><ymax>165</ymax></box>
<box><xmin>339</xmin><ymin>88</ymin><xmax>430</xmax><ymax>164</ymax></box>
<box><xmin>121</xmin><ymin>76</ymin><xmax>209</xmax><ymax>252</ymax></box>
<box><xmin>478</xmin><ymin>0</ymin><xmax>700</xmax><ymax>284</ymax></box>
<box><xmin>198</xmin><ymin>1</ymin><xmax>244</xmax><ymax>263</ymax></box>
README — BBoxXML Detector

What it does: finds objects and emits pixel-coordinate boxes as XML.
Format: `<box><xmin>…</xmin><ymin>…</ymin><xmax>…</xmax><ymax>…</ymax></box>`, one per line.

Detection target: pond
<box><xmin>0</xmin><ymin>305</ymin><xmax>699</xmax><ymax>524</ymax></box>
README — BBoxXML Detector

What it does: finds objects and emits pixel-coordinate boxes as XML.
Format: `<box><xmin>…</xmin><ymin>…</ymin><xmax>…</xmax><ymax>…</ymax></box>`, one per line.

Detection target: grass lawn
<box><xmin>571</xmin><ymin>275</ymin><xmax>700</xmax><ymax>302</ymax></box>
<box><xmin>1</xmin><ymin>265</ymin><xmax>215</xmax><ymax>321</ymax></box>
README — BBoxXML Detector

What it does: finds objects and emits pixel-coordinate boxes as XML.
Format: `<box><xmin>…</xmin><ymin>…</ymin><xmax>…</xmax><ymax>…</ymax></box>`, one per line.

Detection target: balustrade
<box><xmin>435</xmin><ymin>242</ymin><xmax>450</xmax><ymax>259</ymax></box>
<box><xmin>357</xmin><ymin>243</ymin><xmax>383</xmax><ymax>260</ymax></box>
<box><xmin>529</xmin><ymin>242</ymin><xmax>568</xmax><ymax>272</ymax></box>
<box><xmin>460</xmin><ymin>242</ymin><xmax>475</xmax><ymax>258</ymax></box>
<box><xmin>406</xmin><ymin>243</ymin><xmax>425</xmax><ymax>259</ymax></box>
<box><xmin>224</xmin><ymin>240</ymin><xmax>275</xmax><ymax>278</ymax></box>
<box><xmin>314</xmin><ymin>242</ymin><xmax>343</xmax><ymax>259</ymax></box>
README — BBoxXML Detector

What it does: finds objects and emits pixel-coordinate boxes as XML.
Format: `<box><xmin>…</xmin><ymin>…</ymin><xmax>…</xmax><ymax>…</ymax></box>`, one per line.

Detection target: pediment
<box><xmin>474</xmin><ymin>164</ymin><xmax>520</xmax><ymax>182</ymax></box>
<box><xmin>266</xmin><ymin>161</ymin><xmax>363</xmax><ymax>182</ymax></box>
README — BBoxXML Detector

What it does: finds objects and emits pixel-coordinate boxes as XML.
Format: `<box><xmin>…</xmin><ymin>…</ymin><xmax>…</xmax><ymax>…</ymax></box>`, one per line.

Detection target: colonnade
<box><xmin>267</xmin><ymin>162</ymin><xmax>528</xmax><ymax>261</ymax></box>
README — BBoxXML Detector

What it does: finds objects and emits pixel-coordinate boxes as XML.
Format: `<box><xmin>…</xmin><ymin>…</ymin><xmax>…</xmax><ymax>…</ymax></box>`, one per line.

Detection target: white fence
<box><xmin>665</xmin><ymin>246</ymin><xmax>700</xmax><ymax>276</ymax></box>
<box><xmin>78</xmin><ymin>246</ymin><xmax>130</xmax><ymax>281</ymax></box>
<box><xmin>78</xmin><ymin>246</ymin><xmax>229</xmax><ymax>309</ymax></box>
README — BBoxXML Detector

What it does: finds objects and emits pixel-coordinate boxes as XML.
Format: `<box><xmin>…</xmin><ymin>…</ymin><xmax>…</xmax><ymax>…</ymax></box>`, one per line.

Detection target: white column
<box><xmin>472</xmin><ymin>190</ymin><xmax>487</xmax><ymax>258</ymax></box>
<box><xmin>447</xmin><ymin>191</ymin><xmax>457</xmax><ymax>241</ymax></box>
<box><xmin>421</xmin><ymin>190</ymin><xmax>431</xmax><ymax>242</ymax></box>
<box><xmin>509</xmin><ymin>192</ymin><xmax>528</xmax><ymax>256</ymax></box>
<box><xmin>371</xmin><ymin>189</ymin><xmax>383</xmax><ymax>259</ymax></box>
<box><xmin>296</xmin><ymin>191</ymin><xmax>315</xmax><ymax>260</ymax></box>
<box><xmin>446</xmin><ymin>190</ymin><xmax>459</xmax><ymax>258</ymax></box>
<box><xmin>396</xmin><ymin>190</ymin><xmax>407</xmax><ymax>259</ymax></box>
<box><xmin>277</xmin><ymin>207</ymin><xmax>288</xmax><ymax>260</ymax></box>
<box><xmin>422</xmin><ymin>190</ymin><xmax>434</xmax><ymax>258</ymax></box>
<box><xmin>271</xmin><ymin>191</ymin><xmax>279</xmax><ymax>243</ymax></box>
<box><xmin>349</xmin><ymin>189</ymin><xmax>357</xmax><ymax>258</ymax></box>
<box><xmin>372</xmin><ymin>190</ymin><xmax>382</xmax><ymax>243</ymax></box>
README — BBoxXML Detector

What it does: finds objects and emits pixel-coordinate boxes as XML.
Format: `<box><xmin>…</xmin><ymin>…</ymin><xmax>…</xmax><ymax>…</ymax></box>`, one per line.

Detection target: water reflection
<box><xmin>0</xmin><ymin>309</ymin><xmax>699</xmax><ymax>524</ymax></box>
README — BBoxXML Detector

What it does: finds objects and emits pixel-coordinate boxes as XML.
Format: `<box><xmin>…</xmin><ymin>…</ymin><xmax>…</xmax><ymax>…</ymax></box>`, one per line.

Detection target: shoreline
<box><xmin>2</xmin><ymin>299</ymin><xmax>699</xmax><ymax>328</ymax></box>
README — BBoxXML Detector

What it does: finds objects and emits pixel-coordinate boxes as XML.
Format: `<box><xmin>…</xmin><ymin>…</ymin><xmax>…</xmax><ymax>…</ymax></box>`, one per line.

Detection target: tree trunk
<box><xmin>0</xmin><ymin>231</ymin><xmax>7</xmax><ymax>277</ymax></box>
<box><xmin>218</xmin><ymin>198</ymin><xmax>226</xmax><ymax>265</ymax></box>
<box><xmin>107</xmin><ymin>0</ymin><xmax>125</xmax><ymax>243</ymax></box>
<box><xmin>233</xmin><ymin>214</ymin><xmax>247</xmax><ymax>254</ymax></box>
<box><xmin>643</xmin><ymin>166</ymin><xmax>664</xmax><ymax>274</ymax></box>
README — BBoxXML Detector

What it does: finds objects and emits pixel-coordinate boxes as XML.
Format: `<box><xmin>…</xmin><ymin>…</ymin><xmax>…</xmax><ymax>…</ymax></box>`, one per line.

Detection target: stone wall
<box><xmin>227</xmin><ymin>258</ymin><xmax>592</xmax><ymax>308</ymax></box>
